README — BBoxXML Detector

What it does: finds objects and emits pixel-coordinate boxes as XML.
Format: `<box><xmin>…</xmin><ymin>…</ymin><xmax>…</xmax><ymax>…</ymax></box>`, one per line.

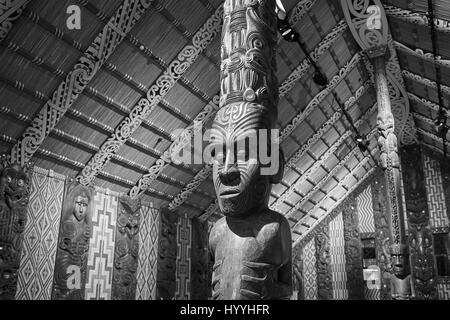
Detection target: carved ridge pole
<box><xmin>340</xmin><ymin>0</ymin><xmax>410</xmax><ymax>299</ymax></box>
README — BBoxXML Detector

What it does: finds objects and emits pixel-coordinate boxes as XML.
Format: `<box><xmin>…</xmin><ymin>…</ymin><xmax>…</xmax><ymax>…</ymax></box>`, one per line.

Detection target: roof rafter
<box><xmin>0</xmin><ymin>0</ymin><xmax>30</xmax><ymax>43</ymax></box>
<box><xmin>7</xmin><ymin>0</ymin><xmax>152</xmax><ymax>165</ymax></box>
<box><xmin>384</xmin><ymin>4</ymin><xmax>450</xmax><ymax>33</ymax></box>
<box><xmin>77</xmin><ymin>4</ymin><xmax>224</xmax><ymax>187</ymax></box>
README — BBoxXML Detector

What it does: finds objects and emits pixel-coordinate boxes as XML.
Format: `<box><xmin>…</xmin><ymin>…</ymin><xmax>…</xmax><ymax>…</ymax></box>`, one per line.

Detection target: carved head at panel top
<box><xmin>73</xmin><ymin>192</ymin><xmax>89</xmax><ymax>222</ymax></box>
<box><xmin>209</xmin><ymin>102</ymin><xmax>284</xmax><ymax>217</ymax></box>
<box><xmin>391</xmin><ymin>244</ymin><xmax>410</xmax><ymax>279</ymax></box>
<box><xmin>0</xmin><ymin>162</ymin><xmax>31</xmax><ymax>209</ymax></box>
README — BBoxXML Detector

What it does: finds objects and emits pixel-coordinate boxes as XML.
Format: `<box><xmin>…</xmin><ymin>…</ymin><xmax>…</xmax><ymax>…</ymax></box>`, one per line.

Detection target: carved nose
<box><xmin>219</xmin><ymin>167</ymin><xmax>240</xmax><ymax>185</ymax></box>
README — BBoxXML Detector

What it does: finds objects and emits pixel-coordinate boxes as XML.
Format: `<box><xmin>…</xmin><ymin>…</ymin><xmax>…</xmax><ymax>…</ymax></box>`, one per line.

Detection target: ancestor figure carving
<box><xmin>52</xmin><ymin>181</ymin><xmax>93</xmax><ymax>300</ymax></box>
<box><xmin>112</xmin><ymin>195</ymin><xmax>141</xmax><ymax>300</ymax></box>
<box><xmin>0</xmin><ymin>159</ymin><xmax>32</xmax><ymax>300</ymax></box>
<box><xmin>390</xmin><ymin>244</ymin><xmax>415</xmax><ymax>300</ymax></box>
<box><xmin>208</xmin><ymin>0</ymin><xmax>292</xmax><ymax>300</ymax></box>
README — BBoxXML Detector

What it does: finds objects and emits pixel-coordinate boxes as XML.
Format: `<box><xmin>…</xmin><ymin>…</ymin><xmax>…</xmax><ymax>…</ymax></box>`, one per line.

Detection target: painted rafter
<box><xmin>407</xmin><ymin>92</ymin><xmax>450</xmax><ymax>118</ymax></box>
<box><xmin>402</xmin><ymin>69</ymin><xmax>450</xmax><ymax>95</ymax></box>
<box><xmin>8</xmin><ymin>0</ymin><xmax>152</xmax><ymax>165</ymax></box>
<box><xmin>76</xmin><ymin>4</ymin><xmax>223</xmax><ymax>189</ymax></box>
<box><xmin>281</xmin><ymin>104</ymin><xmax>378</xmax><ymax>218</ymax></box>
<box><xmin>393</xmin><ymin>40</ymin><xmax>450</xmax><ymax>67</ymax></box>
<box><xmin>384</xmin><ymin>4</ymin><xmax>450</xmax><ymax>33</ymax></box>
<box><xmin>140</xmin><ymin>15</ymin><xmax>349</xmax><ymax>205</ymax></box>
<box><xmin>0</xmin><ymin>0</ymin><xmax>30</xmax><ymax>43</ymax></box>
<box><xmin>271</xmin><ymin>84</ymin><xmax>373</xmax><ymax>211</ymax></box>
<box><xmin>292</xmin><ymin>157</ymin><xmax>377</xmax><ymax>246</ymax></box>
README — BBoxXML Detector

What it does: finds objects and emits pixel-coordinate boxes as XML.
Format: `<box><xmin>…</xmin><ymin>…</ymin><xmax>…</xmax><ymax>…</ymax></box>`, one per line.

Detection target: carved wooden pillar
<box><xmin>400</xmin><ymin>145</ymin><xmax>438</xmax><ymax>299</ymax></box>
<box><xmin>373</xmin><ymin>54</ymin><xmax>407</xmax><ymax>253</ymax></box>
<box><xmin>190</xmin><ymin>218</ymin><xmax>209</xmax><ymax>299</ymax></box>
<box><xmin>341</xmin><ymin>1</ymin><xmax>409</xmax><ymax>294</ymax></box>
<box><xmin>156</xmin><ymin>207</ymin><xmax>177</xmax><ymax>300</ymax></box>
<box><xmin>0</xmin><ymin>158</ymin><xmax>32</xmax><ymax>300</ymax></box>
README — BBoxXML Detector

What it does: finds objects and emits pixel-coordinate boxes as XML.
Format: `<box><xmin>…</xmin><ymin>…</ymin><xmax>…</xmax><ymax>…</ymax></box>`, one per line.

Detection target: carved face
<box><xmin>392</xmin><ymin>253</ymin><xmax>408</xmax><ymax>279</ymax></box>
<box><xmin>209</xmin><ymin>102</ymin><xmax>281</xmax><ymax>217</ymax></box>
<box><xmin>0</xmin><ymin>163</ymin><xmax>29</xmax><ymax>208</ymax></box>
<box><xmin>73</xmin><ymin>195</ymin><xmax>88</xmax><ymax>222</ymax></box>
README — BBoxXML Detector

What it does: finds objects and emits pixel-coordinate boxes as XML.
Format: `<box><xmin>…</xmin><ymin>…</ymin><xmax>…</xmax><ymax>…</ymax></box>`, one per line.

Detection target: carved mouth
<box><xmin>219</xmin><ymin>188</ymin><xmax>241</xmax><ymax>198</ymax></box>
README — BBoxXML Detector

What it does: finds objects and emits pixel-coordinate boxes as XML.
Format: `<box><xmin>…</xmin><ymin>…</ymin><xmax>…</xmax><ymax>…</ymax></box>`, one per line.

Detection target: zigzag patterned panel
<box><xmin>364</xmin><ymin>288</ymin><xmax>381</xmax><ymax>300</ymax></box>
<box><xmin>84</xmin><ymin>192</ymin><xmax>118</xmax><ymax>300</ymax></box>
<box><xmin>356</xmin><ymin>185</ymin><xmax>375</xmax><ymax>233</ymax></box>
<box><xmin>302</xmin><ymin>238</ymin><xmax>318</xmax><ymax>300</ymax></box>
<box><xmin>135</xmin><ymin>205</ymin><xmax>159</xmax><ymax>300</ymax></box>
<box><xmin>423</xmin><ymin>154</ymin><xmax>449</xmax><ymax>231</ymax></box>
<box><xmin>438</xmin><ymin>280</ymin><xmax>450</xmax><ymax>300</ymax></box>
<box><xmin>16</xmin><ymin>167</ymin><xmax>64</xmax><ymax>300</ymax></box>
<box><xmin>329</xmin><ymin>212</ymin><xmax>348</xmax><ymax>300</ymax></box>
<box><xmin>175</xmin><ymin>215</ymin><xmax>191</xmax><ymax>300</ymax></box>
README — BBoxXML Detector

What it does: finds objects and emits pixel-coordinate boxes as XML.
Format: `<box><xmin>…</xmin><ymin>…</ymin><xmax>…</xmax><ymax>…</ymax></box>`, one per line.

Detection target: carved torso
<box><xmin>391</xmin><ymin>274</ymin><xmax>413</xmax><ymax>300</ymax></box>
<box><xmin>209</xmin><ymin>210</ymin><xmax>290</xmax><ymax>299</ymax></box>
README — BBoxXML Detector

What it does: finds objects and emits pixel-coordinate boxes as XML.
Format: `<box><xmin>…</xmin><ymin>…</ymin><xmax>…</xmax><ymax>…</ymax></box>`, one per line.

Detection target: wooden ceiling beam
<box><xmin>384</xmin><ymin>4</ymin><xmax>450</xmax><ymax>33</ymax></box>
<box><xmin>1</xmin><ymin>38</ymin><xmax>197</xmax><ymax>175</ymax></box>
<box><xmin>77</xmin><ymin>5</ymin><xmax>224</xmax><ymax>187</ymax></box>
<box><xmin>271</xmin><ymin>84</ymin><xmax>372</xmax><ymax>211</ymax></box>
<box><xmin>7</xmin><ymin>0</ymin><xmax>152</xmax><ymax>165</ymax></box>
<box><xmin>407</xmin><ymin>91</ymin><xmax>450</xmax><ymax>118</ymax></box>
<box><xmin>0</xmin><ymin>0</ymin><xmax>31</xmax><ymax>43</ymax></box>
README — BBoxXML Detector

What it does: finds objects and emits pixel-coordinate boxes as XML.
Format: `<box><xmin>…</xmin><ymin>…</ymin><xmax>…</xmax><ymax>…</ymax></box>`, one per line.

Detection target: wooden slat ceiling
<box><xmin>1</xmin><ymin>0</ymin><xmax>449</xmax><ymax>244</ymax></box>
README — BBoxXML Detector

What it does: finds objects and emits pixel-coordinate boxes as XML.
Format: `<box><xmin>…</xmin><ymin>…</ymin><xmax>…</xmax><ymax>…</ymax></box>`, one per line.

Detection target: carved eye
<box><xmin>18</xmin><ymin>179</ymin><xmax>24</xmax><ymax>187</ymax></box>
<box><xmin>7</xmin><ymin>176</ymin><xmax>12</xmax><ymax>183</ymax></box>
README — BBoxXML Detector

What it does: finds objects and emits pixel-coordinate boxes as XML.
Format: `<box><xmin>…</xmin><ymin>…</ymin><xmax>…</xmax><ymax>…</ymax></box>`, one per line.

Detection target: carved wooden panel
<box><xmin>0</xmin><ymin>159</ymin><xmax>32</xmax><ymax>299</ymax></box>
<box><xmin>315</xmin><ymin>224</ymin><xmax>332</xmax><ymax>300</ymax></box>
<box><xmin>400</xmin><ymin>145</ymin><xmax>438</xmax><ymax>299</ymax></box>
<box><xmin>112</xmin><ymin>195</ymin><xmax>141</xmax><ymax>300</ymax></box>
<box><xmin>371</xmin><ymin>170</ymin><xmax>391</xmax><ymax>300</ymax></box>
<box><xmin>343</xmin><ymin>199</ymin><xmax>364</xmax><ymax>300</ymax></box>
<box><xmin>156</xmin><ymin>207</ymin><xmax>177</xmax><ymax>300</ymax></box>
<box><xmin>190</xmin><ymin>218</ymin><xmax>209</xmax><ymax>300</ymax></box>
<box><xmin>52</xmin><ymin>181</ymin><xmax>93</xmax><ymax>300</ymax></box>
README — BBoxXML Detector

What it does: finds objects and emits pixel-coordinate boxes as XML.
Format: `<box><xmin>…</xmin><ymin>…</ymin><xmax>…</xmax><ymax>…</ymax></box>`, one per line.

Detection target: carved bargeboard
<box><xmin>52</xmin><ymin>181</ymin><xmax>93</xmax><ymax>300</ymax></box>
<box><xmin>0</xmin><ymin>159</ymin><xmax>32</xmax><ymax>299</ymax></box>
<box><xmin>112</xmin><ymin>195</ymin><xmax>141</xmax><ymax>300</ymax></box>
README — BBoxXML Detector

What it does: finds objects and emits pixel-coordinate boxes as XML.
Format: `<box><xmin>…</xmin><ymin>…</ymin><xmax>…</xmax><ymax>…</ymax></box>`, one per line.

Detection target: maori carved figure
<box><xmin>343</xmin><ymin>200</ymin><xmax>364</xmax><ymax>299</ymax></box>
<box><xmin>52</xmin><ymin>181</ymin><xmax>93</xmax><ymax>300</ymax></box>
<box><xmin>400</xmin><ymin>145</ymin><xmax>437</xmax><ymax>300</ymax></box>
<box><xmin>208</xmin><ymin>0</ymin><xmax>292</xmax><ymax>300</ymax></box>
<box><xmin>390</xmin><ymin>244</ymin><xmax>415</xmax><ymax>300</ymax></box>
<box><xmin>0</xmin><ymin>158</ymin><xmax>32</xmax><ymax>299</ymax></box>
<box><xmin>314</xmin><ymin>224</ymin><xmax>332</xmax><ymax>300</ymax></box>
<box><xmin>112</xmin><ymin>195</ymin><xmax>141</xmax><ymax>300</ymax></box>
<box><xmin>156</xmin><ymin>207</ymin><xmax>177</xmax><ymax>300</ymax></box>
